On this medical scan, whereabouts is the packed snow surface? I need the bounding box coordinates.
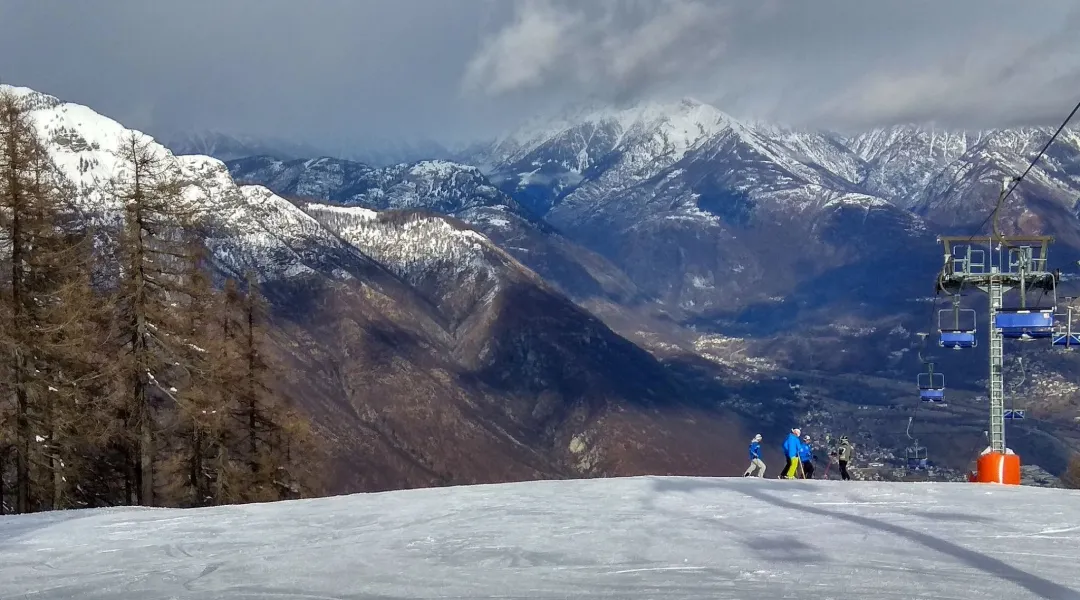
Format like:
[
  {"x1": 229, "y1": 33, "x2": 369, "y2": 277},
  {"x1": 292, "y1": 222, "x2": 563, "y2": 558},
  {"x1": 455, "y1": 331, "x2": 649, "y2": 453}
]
[{"x1": 1, "y1": 476, "x2": 1079, "y2": 599}]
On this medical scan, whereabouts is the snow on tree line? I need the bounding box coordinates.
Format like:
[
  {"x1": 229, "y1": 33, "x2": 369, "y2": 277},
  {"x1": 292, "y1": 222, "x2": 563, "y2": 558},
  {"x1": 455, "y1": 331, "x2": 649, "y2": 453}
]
[{"x1": 0, "y1": 90, "x2": 323, "y2": 514}]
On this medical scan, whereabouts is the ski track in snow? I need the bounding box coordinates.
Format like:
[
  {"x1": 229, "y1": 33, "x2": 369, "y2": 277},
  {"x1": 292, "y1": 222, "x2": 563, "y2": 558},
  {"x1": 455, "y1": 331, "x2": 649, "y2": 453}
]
[{"x1": 0, "y1": 476, "x2": 1078, "y2": 599}]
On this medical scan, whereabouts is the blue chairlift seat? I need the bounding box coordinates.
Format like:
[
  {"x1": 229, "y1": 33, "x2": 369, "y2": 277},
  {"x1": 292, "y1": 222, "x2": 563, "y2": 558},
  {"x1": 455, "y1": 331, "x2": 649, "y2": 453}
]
[
  {"x1": 940, "y1": 330, "x2": 977, "y2": 349},
  {"x1": 907, "y1": 456, "x2": 929, "y2": 470},
  {"x1": 905, "y1": 444, "x2": 928, "y2": 470},
  {"x1": 1004, "y1": 409, "x2": 1026, "y2": 420},
  {"x1": 919, "y1": 388, "x2": 945, "y2": 403},
  {"x1": 918, "y1": 371, "x2": 946, "y2": 405},
  {"x1": 995, "y1": 309, "x2": 1054, "y2": 340}
]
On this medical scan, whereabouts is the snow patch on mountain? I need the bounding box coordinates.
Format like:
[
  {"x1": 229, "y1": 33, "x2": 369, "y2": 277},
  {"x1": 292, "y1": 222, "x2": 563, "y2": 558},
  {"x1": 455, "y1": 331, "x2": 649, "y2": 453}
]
[
  {"x1": 302, "y1": 202, "x2": 378, "y2": 221},
  {"x1": 303, "y1": 203, "x2": 506, "y2": 290},
  {"x1": 1, "y1": 83, "x2": 381, "y2": 284}
]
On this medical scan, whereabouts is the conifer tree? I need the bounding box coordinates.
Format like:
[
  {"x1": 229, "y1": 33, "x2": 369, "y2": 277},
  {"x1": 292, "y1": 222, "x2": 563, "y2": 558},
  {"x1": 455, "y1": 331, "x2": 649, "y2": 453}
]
[
  {"x1": 0, "y1": 90, "x2": 104, "y2": 512},
  {"x1": 0, "y1": 93, "x2": 326, "y2": 512},
  {"x1": 106, "y1": 130, "x2": 199, "y2": 506},
  {"x1": 224, "y1": 272, "x2": 322, "y2": 501}
]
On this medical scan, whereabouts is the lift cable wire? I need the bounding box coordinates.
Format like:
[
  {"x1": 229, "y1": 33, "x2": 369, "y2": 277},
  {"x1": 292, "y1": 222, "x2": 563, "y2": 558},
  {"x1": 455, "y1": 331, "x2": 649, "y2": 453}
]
[
  {"x1": 993, "y1": 96, "x2": 1080, "y2": 245},
  {"x1": 933, "y1": 94, "x2": 1080, "y2": 288},
  {"x1": 922, "y1": 94, "x2": 1080, "y2": 408},
  {"x1": 920, "y1": 97, "x2": 1080, "y2": 469}
]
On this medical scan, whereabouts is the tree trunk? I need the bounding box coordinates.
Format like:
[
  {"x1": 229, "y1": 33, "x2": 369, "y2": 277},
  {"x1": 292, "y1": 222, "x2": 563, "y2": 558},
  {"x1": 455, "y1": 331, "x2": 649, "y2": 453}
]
[
  {"x1": 0, "y1": 446, "x2": 7, "y2": 514},
  {"x1": 15, "y1": 349, "x2": 30, "y2": 513},
  {"x1": 124, "y1": 450, "x2": 136, "y2": 505},
  {"x1": 247, "y1": 306, "x2": 258, "y2": 475},
  {"x1": 131, "y1": 163, "x2": 154, "y2": 507},
  {"x1": 46, "y1": 392, "x2": 62, "y2": 510},
  {"x1": 191, "y1": 428, "x2": 203, "y2": 506},
  {"x1": 138, "y1": 393, "x2": 153, "y2": 506}
]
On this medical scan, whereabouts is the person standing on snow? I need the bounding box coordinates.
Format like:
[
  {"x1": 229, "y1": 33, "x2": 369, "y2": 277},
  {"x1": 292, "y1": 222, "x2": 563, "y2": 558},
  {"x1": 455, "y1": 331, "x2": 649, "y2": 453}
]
[
  {"x1": 799, "y1": 434, "x2": 815, "y2": 479},
  {"x1": 780, "y1": 428, "x2": 801, "y2": 479},
  {"x1": 834, "y1": 435, "x2": 853, "y2": 480},
  {"x1": 743, "y1": 434, "x2": 766, "y2": 477}
]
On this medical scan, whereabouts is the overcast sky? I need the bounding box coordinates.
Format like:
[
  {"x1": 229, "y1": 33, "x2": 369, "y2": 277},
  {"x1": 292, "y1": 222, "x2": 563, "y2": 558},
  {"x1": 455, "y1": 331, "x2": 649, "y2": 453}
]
[{"x1": 1, "y1": 0, "x2": 1078, "y2": 150}]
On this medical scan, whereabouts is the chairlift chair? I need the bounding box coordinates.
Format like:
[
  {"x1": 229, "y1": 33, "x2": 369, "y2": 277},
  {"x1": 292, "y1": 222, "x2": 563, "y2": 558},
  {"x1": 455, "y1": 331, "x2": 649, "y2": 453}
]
[
  {"x1": 917, "y1": 369, "x2": 946, "y2": 405},
  {"x1": 904, "y1": 417, "x2": 929, "y2": 469},
  {"x1": 1052, "y1": 302, "x2": 1080, "y2": 348},
  {"x1": 1002, "y1": 358, "x2": 1028, "y2": 420},
  {"x1": 938, "y1": 303, "x2": 977, "y2": 350},
  {"x1": 906, "y1": 450, "x2": 929, "y2": 469},
  {"x1": 995, "y1": 308, "x2": 1055, "y2": 340},
  {"x1": 995, "y1": 248, "x2": 1060, "y2": 340},
  {"x1": 905, "y1": 443, "x2": 928, "y2": 469}
]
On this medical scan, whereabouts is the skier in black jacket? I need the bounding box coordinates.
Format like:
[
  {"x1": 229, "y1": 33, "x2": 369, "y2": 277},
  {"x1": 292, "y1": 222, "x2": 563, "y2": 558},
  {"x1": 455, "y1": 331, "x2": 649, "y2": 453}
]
[{"x1": 834, "y1": 435, "x2": 853, "y2": 480}]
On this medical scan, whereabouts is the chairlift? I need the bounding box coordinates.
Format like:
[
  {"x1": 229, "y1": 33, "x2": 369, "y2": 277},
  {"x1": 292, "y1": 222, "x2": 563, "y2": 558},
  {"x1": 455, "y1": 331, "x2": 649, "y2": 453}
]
[
  {"x1": 995, "y1": 309, "x2": 1055, "y2": 340},
  {"x1": 904, "y1": 417, "x2": 929, "y2": 469},
  {"x1": 1005, "y1": 357, "x2": 1027, "y2": 420},
  {"x1": 1052, "y1": 300, "x2": 1080, "y2": 348},
  {"x1": 906, "y1": 447, "x2": 929, "y2": 469},
  {"x1": 917, "y1": 365, "x2": 946, "y2": 405},
  {"x1": 994, "y1": 245, "x2": 1059, "y2": 340},
  {"x1": 938, "y1": 298, "x2": 977, "y2": 350}
]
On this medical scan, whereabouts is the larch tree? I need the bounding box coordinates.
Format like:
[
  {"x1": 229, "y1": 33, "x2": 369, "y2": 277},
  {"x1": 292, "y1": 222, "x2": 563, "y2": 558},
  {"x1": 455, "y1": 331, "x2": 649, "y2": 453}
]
[
  {"x1": 106, "y1": 130, "x2": 201, "y2": 506},
  {"x1": 0, "y1": 90, "x2": 104, "y2": 513},
  {"x1": 225, "y1": 272, "x2": 322, "y2": 502},
  {"x1": 161, "y1": 233, "x2": 240, "y2": 507}
]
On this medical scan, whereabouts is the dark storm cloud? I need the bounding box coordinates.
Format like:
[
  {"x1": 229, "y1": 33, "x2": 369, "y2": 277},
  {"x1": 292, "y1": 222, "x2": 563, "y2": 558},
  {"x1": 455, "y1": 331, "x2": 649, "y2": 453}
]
[{"x1": 1, "y1": 0, "x2": 1077, "y2": 148}]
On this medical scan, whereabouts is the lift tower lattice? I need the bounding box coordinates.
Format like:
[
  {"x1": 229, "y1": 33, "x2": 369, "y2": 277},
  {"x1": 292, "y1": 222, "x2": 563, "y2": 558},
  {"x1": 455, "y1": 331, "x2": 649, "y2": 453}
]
[{"x1": 934, "y1": 184, "x2": 1056, "y2": 467}]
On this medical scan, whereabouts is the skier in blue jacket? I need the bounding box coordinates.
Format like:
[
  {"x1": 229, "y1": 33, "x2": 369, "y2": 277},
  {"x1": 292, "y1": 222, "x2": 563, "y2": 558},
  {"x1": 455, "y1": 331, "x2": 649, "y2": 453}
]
[
  {"x1": 780, "y1": 428, "x2": 801, "y2": 479},
  {"x1": 799, "y1": 434, "x2": 816, "y2": 478},
  {"x1": 743, "y1": 434, "x2": 765, "y2": 477}
]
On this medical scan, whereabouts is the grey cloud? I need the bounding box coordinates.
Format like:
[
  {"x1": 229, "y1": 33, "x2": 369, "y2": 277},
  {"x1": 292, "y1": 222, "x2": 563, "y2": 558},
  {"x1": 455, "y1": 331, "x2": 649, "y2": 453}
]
[
  {"x1": 459, "y1": 0, "x2": 746, "y2": 104},
  {"x1": 462, "y1": 0, "x2": 1080, "y2": 132},
  {"x1": 1, "y1": 0, "x2": 1078, "y2": 152}
]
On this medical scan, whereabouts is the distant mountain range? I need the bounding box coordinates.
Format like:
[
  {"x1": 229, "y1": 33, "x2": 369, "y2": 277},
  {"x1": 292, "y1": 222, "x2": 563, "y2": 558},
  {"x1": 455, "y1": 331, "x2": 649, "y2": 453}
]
[
  {"x1": 228, "y1": 96, "x2": 1080, "y2": 479},
  {"x1": 11, "y1": 81, "x2": 1076, "y2": 489},
  {"x1": 7, "y1": 84, "x2": 769, "y2": 494}
]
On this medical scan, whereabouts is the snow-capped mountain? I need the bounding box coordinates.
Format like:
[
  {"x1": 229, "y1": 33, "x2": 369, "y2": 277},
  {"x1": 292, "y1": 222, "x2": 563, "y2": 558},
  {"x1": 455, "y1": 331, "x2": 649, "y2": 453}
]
[
  {"x1": 228, "y1": 155, "x2": 644, "y2": 304},
  {"x1": 23, "y1": 80, "x2": 1076, "y2": 483},
  {"x1": 459, "y1": 97, "x2": 1080, "y2": 310},
  {"x1": 224, "y1": 97, "x2": 1080, "y2": 468},
  {"x1": 457, "y1": 97, "x2": 1080, "y2": 470},
  {"x1": 470, "y1": 98, "x2": 1080, "y2": 231},
  {"x1": 3, "y1": 83, "x2": 757, "y2": 493},
  {"x1": 229, "y1": 156, "x2": 532, "y2": 218}
]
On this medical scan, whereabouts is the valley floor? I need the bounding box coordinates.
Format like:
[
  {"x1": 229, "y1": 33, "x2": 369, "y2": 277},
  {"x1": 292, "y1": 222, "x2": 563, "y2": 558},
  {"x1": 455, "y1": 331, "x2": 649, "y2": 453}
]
[{"x1": 1, "y1": 477, "x2": 1079, "y2": 599}]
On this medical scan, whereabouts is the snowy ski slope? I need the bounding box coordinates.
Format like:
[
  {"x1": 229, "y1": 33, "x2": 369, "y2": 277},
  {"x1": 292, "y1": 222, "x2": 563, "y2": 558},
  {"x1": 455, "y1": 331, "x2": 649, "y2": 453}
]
[{"x1": 1, "y1": 476, "x2": 1078, "y2": 599}]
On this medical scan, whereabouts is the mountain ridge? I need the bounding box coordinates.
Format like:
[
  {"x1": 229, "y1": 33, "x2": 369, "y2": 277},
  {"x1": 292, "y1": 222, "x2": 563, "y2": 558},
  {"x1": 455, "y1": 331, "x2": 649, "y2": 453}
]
[
  {"x1": 4, "y1": 82, "x2": 762, "y2": 495},
  {"x1": 228, "y1": 92, "x2": 1080, "y2": 479}
]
